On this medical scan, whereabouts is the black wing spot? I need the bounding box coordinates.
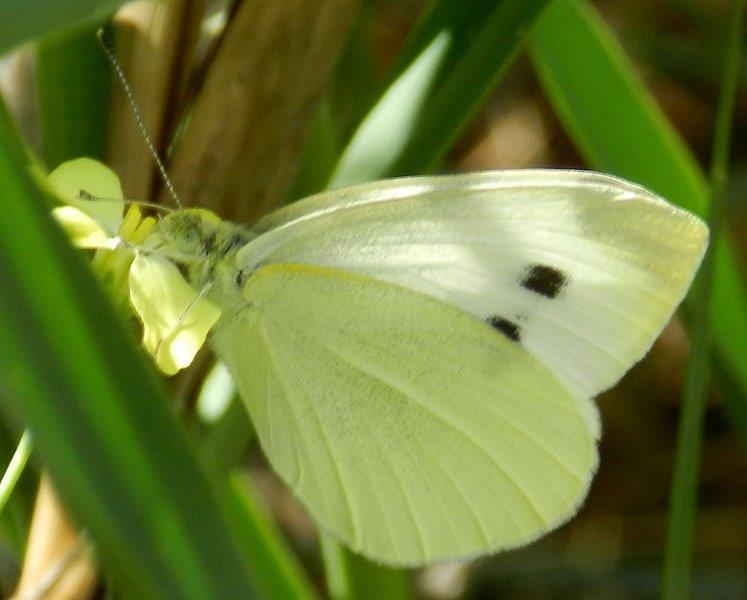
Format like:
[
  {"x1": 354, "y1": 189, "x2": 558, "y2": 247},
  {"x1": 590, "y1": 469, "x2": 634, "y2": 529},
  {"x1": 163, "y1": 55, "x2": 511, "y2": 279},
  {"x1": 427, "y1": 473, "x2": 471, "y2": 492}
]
[
  {"x1": 521, "y1": 264, "x2": 567, "y2": 299},
  {"x1": 487, "y1": 315, "x2": 521, "y2": 342},
  {"x1": 235, "y1": 269, "x2": 246, "y2": 288}
]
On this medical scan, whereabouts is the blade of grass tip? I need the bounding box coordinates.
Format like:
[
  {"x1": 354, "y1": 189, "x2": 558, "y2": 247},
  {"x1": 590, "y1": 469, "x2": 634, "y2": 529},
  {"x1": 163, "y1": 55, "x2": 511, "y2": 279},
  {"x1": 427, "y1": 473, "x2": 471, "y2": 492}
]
[
  {"x1": 661, "y1": 1, "x2": 745, "y2": 598},
  {"x1": 530, "y1": 0, "x2": 747, "y2": 420},
  {"x1": 0, "y1": 431, "x2": 32, "y2": 516},
  {"x1": 0, "y1": 1, "x2": 127, "y2": 55},
  {"x1": 0, "y1": 98, "x2": 259, "y2": 598}
]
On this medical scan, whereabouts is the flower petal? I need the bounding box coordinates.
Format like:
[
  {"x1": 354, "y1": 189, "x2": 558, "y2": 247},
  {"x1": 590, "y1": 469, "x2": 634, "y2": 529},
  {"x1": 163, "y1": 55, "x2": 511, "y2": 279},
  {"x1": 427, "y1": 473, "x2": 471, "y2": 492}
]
[
  {"x1": 52, "y1": 206, "x2": 118, "y2": 249},
  {"x1": 48, "y1": 158, "x2": 125, "y2": 236},
  {"x1": 129, "y1": 254, "x2": 221, "y2": 375}
]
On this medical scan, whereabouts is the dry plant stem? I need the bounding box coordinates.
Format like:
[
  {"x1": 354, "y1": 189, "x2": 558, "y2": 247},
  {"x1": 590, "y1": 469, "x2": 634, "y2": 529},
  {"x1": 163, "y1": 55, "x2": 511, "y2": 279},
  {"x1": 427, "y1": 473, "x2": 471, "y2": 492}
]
[
  {"x1": 108, "y1": 0, "x2": 204, "y2": 202},
  {"x1": 13, "y1": 476, "x2": 97, "y2": 600},
  {"x1": 166, "y1": 0, "x2": 359, "y2": 222}
]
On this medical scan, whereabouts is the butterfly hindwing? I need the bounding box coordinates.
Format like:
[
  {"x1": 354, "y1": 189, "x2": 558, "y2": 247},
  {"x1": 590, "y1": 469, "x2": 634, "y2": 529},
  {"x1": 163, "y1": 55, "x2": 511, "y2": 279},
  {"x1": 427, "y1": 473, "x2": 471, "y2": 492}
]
[{"x1": 211, "y1": 263, "x2": 599, "y2": 565}]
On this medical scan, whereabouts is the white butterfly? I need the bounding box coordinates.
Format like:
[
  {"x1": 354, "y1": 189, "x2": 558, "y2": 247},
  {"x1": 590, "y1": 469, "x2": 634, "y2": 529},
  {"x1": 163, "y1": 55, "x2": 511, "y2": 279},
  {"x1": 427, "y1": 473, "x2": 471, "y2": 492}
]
[
  {"x1": 54, "y1": 161, "x2": 708, "y2": 565},
  {"x1": 154, "y1": 169, "x2": 707, "y2": 564}
]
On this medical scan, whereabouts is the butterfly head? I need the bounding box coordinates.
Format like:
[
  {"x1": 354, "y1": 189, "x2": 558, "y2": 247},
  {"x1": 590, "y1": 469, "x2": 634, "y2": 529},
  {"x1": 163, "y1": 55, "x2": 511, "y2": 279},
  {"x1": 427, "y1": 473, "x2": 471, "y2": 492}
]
[
  {"x1": 153, "y1": 207, "x2": 256, "y2": 295},
  {"x1": 156, "y1": 208, "x2": 224, "y2": 258}
]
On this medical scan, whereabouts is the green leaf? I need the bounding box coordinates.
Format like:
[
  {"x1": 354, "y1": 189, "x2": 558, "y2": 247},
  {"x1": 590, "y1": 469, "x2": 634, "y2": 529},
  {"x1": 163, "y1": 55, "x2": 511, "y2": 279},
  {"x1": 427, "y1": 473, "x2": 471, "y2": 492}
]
[
  {"x1": 36, "y1": 25, "x2": 110, "y2": 167},
  {"x1": 329, "y1": 0, "x2": 552, "y2": 186},
  {"x1": 530, "y1": 0, "x2": 747, "y2": 403},
  {"x1": 0, "y1": 0, "x2": 125, "y2": 55},
  {"x1": 0, "y1": 98, "x2": 258, "y2": 598}
]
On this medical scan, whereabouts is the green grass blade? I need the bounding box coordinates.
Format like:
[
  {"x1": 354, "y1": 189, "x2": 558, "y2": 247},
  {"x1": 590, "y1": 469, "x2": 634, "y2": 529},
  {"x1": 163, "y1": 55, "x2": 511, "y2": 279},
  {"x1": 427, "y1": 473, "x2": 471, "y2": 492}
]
[
  {"x1": 0, "y1": 431, "x2": 32, "y2": 517},
  {"x1": 531, "y1": 0, "x2": 707, "y2": 204},
  {"x1": 0, "y1": 426, "x2": 35, "y2": 559},
  {"x1": 36, "y1": 25, "x2": 109, "y2": 167},
  {"x1": 330, "y1": 0, "x2": 551, "y2": 186},
  {"x1": 320, "y1": 535, "x2": 349, "y2": 600},
  {"x1": 662, "y1": 1, "x2": 745, "y2": 597},
  {"x1": 289, "y1": 96, "x2": 339, "y2": 201},
  {"x1": 0, "y1": 99, "x2": 258, "y2": 598},
  {"x1": 0, "y1": 426, "x2": 34, "y2": 559},
  {"x1": 321, "y1": 535, "x2": 412, "y2": 600},
  {"x1": 0, "y1": 0, "x2": 125, "y2": 55},
  {"x1": 530, "y1": 0, "x2": 747, "y2": 403},
  {"x1": 715, "y1": 356, "x2": 747, "y2": 452},
  {"x1": 226, "y1": 474, "x2": 319, "y2": 600}
]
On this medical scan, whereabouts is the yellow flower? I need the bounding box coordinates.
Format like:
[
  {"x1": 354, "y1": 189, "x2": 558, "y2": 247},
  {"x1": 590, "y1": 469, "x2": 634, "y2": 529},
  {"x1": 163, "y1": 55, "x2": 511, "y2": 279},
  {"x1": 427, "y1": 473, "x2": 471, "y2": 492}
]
[
  {"x1": 49, "y1": 158, "x2": 220, "y2": 375},
  {"x1": 49, "y1": 157, "x2": 128, "y2": 247},
  {"x1": 129, "y1": 254, "x2": 221, "y2": 375}
]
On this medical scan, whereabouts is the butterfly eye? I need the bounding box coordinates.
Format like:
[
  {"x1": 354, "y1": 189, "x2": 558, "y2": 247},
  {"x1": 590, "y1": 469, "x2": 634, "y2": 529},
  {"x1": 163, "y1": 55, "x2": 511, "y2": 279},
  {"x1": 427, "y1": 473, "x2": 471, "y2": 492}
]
[
  {"x1": 157, "y1": 213, "x2": 205, "y2": 256},
  {"x1": 179, "y1": 226, "x2": 200, "y2": 248}
]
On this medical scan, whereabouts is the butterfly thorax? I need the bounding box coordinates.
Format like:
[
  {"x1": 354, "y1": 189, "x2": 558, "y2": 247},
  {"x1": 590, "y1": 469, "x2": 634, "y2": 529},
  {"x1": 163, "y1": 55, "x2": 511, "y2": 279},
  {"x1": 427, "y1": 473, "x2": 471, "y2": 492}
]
[{"x1": 153, "y1": 208, "x2": 256, "y2": 303}]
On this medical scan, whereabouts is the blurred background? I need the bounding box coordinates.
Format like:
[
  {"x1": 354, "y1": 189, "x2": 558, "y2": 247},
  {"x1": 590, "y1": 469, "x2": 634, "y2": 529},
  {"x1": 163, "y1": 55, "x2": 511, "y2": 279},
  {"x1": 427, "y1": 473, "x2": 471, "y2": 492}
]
[{"x1": 0, "y1": 0, "x2": 745, "y2": 598}]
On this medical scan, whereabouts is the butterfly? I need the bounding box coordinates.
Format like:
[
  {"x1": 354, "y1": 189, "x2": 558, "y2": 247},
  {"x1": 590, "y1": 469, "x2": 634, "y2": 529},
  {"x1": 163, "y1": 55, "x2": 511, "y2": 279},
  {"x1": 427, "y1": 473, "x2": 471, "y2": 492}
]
[{"x1": 51, "y1": 157, "x2": 707, "y2": 565}]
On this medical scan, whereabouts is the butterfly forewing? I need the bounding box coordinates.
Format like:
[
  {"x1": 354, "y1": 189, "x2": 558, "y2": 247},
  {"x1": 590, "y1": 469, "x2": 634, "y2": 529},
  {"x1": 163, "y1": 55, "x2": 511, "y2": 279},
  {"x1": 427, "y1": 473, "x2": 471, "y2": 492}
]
[{"x1": 239, "y1": 171, "x2": 708, "y2": 400}]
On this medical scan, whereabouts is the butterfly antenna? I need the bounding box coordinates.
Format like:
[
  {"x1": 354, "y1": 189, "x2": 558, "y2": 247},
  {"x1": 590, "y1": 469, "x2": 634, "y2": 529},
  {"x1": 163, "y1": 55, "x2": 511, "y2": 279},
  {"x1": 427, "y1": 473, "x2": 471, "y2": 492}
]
[
  {"x1": 76, "y1": 189, "x2": 174, "y2": 213},
  {"x1": 96, "y1": 28, "x2": 183, "y2": 209}
]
